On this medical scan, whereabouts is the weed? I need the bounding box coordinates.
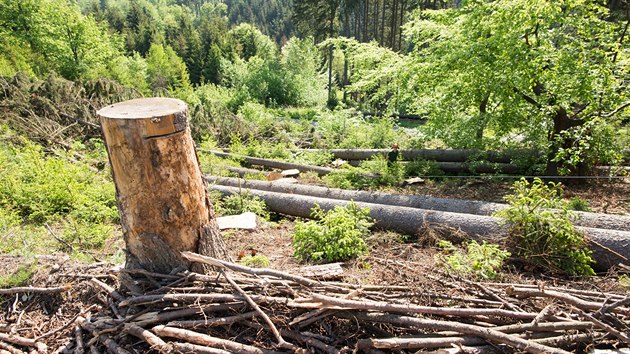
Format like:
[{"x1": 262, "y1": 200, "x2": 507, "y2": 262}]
[
  {"x1": 436, "y1": 240, "x2": 510, "y2": 280},
  {"x1": 220, "y1": 193, "x2": 270, "y2": 220},
  {"x1": 239, "y1": 255, "x2": 270, "y2": 268},
  {"x1": 404, "y1": 159, "x2": 444, "y2": 178},
  {"x1": 0, "y1": 262, "x2": 36, "y2": 288},
  {"x1": 495, "y1": 178, "x2": 595, "y2": 276},
  {"x1": 567, "y1": 196, "x2": 591, "y2": 212},
  {"x1": 293, "y1": 202, "x2": 373, "y2": 262}
]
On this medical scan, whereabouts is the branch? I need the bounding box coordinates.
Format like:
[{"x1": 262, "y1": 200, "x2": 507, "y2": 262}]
[{"x1": 601, "y1": 101, "x2": 630, "y2": 118}]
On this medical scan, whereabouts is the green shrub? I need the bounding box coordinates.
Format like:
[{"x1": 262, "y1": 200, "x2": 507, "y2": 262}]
[
  {"x1": 239, "y1": 255, "x2": 270, "y2": 268},
  {"x1": 567, "y1": 196, "x2": 591, "y2": 212},
  {"x1": 220, "y1": 193, "x2": 270, "y2": 220},
  {"x1": 495, "y1": 178, "x2": 595, "y2": 276},
  {"x1": 404, "y1": 159, "x2": 445, "y2": 178},
  {"x1": 293, "y1": 202, "x2": 373, "y2": 262},
  {"x1": 0, "y1": 137, "x2": 117, "y2": 225},
  {"x1": 436, "y1": 240, "x2": 510, "y2": 280},
  {"x1": 0, "y1": 262, "x2": 36, "y2": 288}
]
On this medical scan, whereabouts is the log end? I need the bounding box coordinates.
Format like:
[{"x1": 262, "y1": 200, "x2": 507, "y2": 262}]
[{"x1": 97, "y1": 97, "x2": 187, "y2": 120}]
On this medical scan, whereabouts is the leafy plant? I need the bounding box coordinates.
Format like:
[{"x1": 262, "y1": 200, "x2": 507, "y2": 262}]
[
  {"x1": 436, "y1": 240, "x2": 510, "y2": 280},
  {"x1": 239, "y1": 255, "x2": 270, "y2": 268},
  {"x1": 495, "y1": 178, "x2": 595, "y2": 276},
  {"x1": 567, "y1": 196, "x2": 591, "y2": 212},
  {"x1": 220, "y1": 193, "x2": 270, "y2": 220},
  {"x1": 404, "y1": 159, "x2": 445, "y2": 178},
  {"x1": 293, "y1": 202, "x2": 373, "y2": 262},
  {"x1": 0, "y1": 262, "x2": 36, "y2": 288}
]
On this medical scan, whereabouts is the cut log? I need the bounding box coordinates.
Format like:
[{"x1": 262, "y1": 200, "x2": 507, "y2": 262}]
[
  {"x1": 210, "y1": 184, "x2": 630, "y2": 271},
  {"x1": 347, "y1": 160, "x2": 531, "y2": 174},
  {"x1": 201, "y1": 150, "x2": 334, "y2": 175},
  {"x1": 207, "y1": 176, "x2": 630, "y2": 232},
  {"x1": 98, "y1": 98, "x2": 228, "y2": 273},
  {"x1": 298, "y1": 148, "x2": 544, "y2": 163}
]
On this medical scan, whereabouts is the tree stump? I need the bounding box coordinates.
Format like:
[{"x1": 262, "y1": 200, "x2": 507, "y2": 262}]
[{"x1": 98, "y1": 97, "x2": 228, "y2": 273}]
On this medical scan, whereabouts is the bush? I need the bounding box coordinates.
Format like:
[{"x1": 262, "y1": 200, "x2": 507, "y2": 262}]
[
  {"x1": 293, "y1": 202, "x2": 373, "y2": 262},
  {"x1": 436, "y1": 240, "x2": 510, "y2": 280},
  {"x1": 219, "y1": 193, "x2": 270, "y2": 220},
  {"x1": 239, "y1": 255, "x2": 270, "y2": 268},
  {"x1": 495, "y1": 178, "x2": 595, "y2": 276},
  {"x1": 567, "y1": 196, "x2": 591, "y2": 212}
]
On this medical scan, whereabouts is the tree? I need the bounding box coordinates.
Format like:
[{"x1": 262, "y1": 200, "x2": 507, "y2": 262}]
[
  {"x1": 352, "y1": 0, "x2": 629, "y2": 174},
  {"x1": 146, "y1": 43, "x2": 191, "y2": 93}
]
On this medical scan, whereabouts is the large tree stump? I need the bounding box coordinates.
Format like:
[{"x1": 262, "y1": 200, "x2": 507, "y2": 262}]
[{"x1": 98, "y1": 97, "x2": 228, "y2": 273}]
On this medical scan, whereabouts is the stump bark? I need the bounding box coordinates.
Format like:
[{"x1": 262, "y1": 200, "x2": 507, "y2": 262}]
[{"x1": 98, "y1": 97, "x2": 228, "y2": 273}]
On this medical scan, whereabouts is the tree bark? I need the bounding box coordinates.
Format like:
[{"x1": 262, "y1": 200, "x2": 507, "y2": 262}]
[
  {"x1": 208, "y1": 176, "x2": 630, "y2": 232},
  {"x1": 98, "y1": 97, "x2": 228, "y2": 273},
  {"x1": 210, "y1": 184, "x2": 630, "y2": 271}
]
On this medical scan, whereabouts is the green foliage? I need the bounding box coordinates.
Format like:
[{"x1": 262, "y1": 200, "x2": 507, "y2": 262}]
[
  {"x1": 567, "y1": 196, "x2": 592, "y2": 212},
  {"x1": 436, "y1": 240, "x2": 510, "y2": 280},
  {"x1": 620, "y1": 275, "x2": 630, "y2": 291},
  {"x1": 495, "y1": 178, "x2": 595, "y2": 276},
  {"x1": 404, "y1": 159, "x2": 445, "y2": 178},
  {"x1": 0, "y1": 262, "x2": 36, "y2": 288},
  {"x1": 239, "y1": 254, "x2": 270, "y2": 268},
  {"x1": 219, "y1": 193, "x2": 270, "y2": 220},
  {"x1": 146, "y1": 43, "x2": 191, "y2": 93},
  {"x1": 293, "y1": 202, "x2": 373, "y2": 262}
]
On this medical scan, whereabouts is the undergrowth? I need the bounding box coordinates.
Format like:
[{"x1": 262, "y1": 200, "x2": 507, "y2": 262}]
[
  {"x1": 495, "y1": 178, "x2": 594, "y2": 276},
  {"x1": 293, "y1": 202, "x2": 373, "y2": 262},
  {"x1": 436, "y1": 240, "x2": 510, "y2": 280},
  {"x1": 0, "y1": 127, "x2": 119, "y2": 257}
]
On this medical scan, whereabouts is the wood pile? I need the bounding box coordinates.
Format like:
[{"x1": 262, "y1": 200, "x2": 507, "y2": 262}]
[{"x1": 1, "y1": 252, "x2": 629, "y2": 354}]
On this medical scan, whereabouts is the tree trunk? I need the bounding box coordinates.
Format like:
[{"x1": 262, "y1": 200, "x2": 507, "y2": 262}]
[
  {"x1": 98, "y1": 97, "x2": 228, "y2": 273},
  {"x1": 546, "y1": 107, "x2": 585, "y2": 176},
  {"x1": 210, "y1": 184, "x2": 630, "y2": 271},
  {"x1": 380, "y1": 0, "x2": 386, "y2": 45},
  {"x1": 209, "y1": 176, "x2": 630, "y2": 232}
]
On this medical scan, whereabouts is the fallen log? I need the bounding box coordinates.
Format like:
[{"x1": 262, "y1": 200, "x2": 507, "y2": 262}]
[
  {"x1": 297, "y1": 148, "x2": 542, "y2": 163},
  {"x1": 210, "y1": 184, "x2": 630, "y2": 271},
  {"x1": 207, "y1": 176, "x2": 630, "y2": 232},
  {"x1": 200, "y1": 150, "x2": 334, "y2": 176}
]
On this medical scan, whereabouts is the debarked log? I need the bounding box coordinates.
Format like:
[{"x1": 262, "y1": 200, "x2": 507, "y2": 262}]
[
  {"x1": 209, "y1": 184, "x2": 630, "y2": 271},
  {"x1": 207, "y1": 176, "x2": 630, "y2": 232},
  {"x1": 297, "y1": 148, "x2": 543, "y2": 163},
  {"x1": 200, "y1": 150, "x2": 334, "y2": 176}
]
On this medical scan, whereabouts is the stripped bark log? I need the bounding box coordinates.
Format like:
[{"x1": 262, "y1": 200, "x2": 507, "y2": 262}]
[
  {"x1": 207, "y1": 176, "x2": 630, "y2": 232},
  {"x1": 201, "y1": 150, "x2": 334, "y2": 176},
  {"x1": 209, "y1": 184, "x2": 630, "y2": 270},
  {"x1": 295, "y1": 148, "x2": 542, "y2": 163}
]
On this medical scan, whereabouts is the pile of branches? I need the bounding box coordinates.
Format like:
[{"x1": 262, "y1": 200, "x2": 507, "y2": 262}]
[
  {"x1": 1, "y1": 252, "x2": 629, "y2": 354},
  {"x1": 0, "y1": 73, "x2": 139, "y2": 145}
]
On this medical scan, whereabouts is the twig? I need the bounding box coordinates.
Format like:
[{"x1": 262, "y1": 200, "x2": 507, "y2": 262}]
[
  {"x1": 572, "y1": 307, "x2": 630, "y2": 345},
  {"x1": 220, "y1": 270, "x2": 299, "y2": 351},
  {"x1": 74, "y1": 317, "x2": 85, "y2": 354},
  {"x1": 506, "y1": 286, "x2": 629, "y2": 314},
  {"x1": 44, "y1": 224, "x2": 73, "y2": 252},
  {"x1": 309, "y1": 293, "x2": 538, "y2": 320},
  {"x1": 89, "y1": 278, "x2": 124, "y2": 302},
  {"x1": 130, "y1": 303, "x2": 246, "y2": 328},
  {"x1": 170, "y1": 342, "x2": 231, "y2": 354},
  {"x1": 530, "y1": 304, "x2": 555, "y2": 326},
  {"x1": 123, "y1": 324, "x2": 172, "y2": 353},
  {"x1": 35, "y1": 305, "x2": 97, "y2": 340},
  {"x1": 182, "y1": 251, "x2": 333, "y2": 288},
  {"x1": 281, "y1": 330, "x2": 340, "y2": 354},
  {"x1": 0, "y1": 333, "x2": 47, "y2": 353},
  {"x1": 0, "y1": 286, "x2": 70, "y2": 295},
  {"x1": 0, "y1": 341, "x2": 25, "y2": 354},
  {"x1": 152, "y1": 326, "x2": 275, "y2": 354},
  {"x1": 166, "y1": 311, "x2": 257, "y2": 328},
  {"x1": 598, "y1": 296, "x2": 630, "y2": 315},
  {"x1": 346, "y1": 312, "x2": 571, "y2": 354}
]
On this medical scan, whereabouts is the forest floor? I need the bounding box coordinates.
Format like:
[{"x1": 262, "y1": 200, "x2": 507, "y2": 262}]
[{"x1": 0, "y1": 178, "x2": 628, "y2": 352}]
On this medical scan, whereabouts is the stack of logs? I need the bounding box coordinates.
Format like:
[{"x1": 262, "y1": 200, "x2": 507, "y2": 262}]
[{"x1": 1, "y1": 252, "x2": 629, "y2": 354}]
